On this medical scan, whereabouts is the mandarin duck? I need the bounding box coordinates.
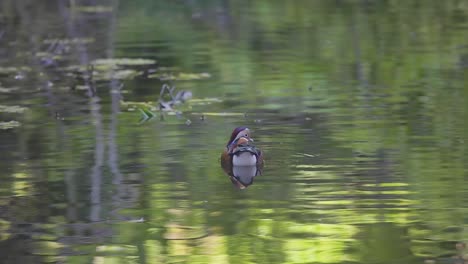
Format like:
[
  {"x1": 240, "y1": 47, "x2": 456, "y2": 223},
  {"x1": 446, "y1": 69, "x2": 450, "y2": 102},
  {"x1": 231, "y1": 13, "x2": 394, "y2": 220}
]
[{"x1": 221, "y1": 127, "x2": 264, "y2": 167}]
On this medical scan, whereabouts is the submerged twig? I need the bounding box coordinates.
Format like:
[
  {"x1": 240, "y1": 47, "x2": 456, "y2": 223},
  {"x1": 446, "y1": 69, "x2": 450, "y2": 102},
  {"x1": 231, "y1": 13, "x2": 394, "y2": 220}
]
[
  {"x1": 138, "y1": 83, "x2": 192, "y2": 123},
  {"x1": 158, "y1": 83, "x2": 192, "y2": 111}
]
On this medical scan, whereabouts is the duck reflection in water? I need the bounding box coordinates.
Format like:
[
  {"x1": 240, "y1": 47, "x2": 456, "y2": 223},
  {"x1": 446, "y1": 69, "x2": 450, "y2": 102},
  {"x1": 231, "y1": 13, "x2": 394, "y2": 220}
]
[
  {"x1": 224, "y1": 164, "x2": 262, "y2": 189},
  {"x1": 221, "y1": 127, "x2": 264, "y2": 188}
]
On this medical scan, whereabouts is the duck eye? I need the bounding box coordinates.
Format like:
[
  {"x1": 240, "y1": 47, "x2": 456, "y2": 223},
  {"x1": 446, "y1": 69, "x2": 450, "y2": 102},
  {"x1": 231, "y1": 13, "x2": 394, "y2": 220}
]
[{"x1": 244, "y1": 134, "x2": 248, "y2": 137}]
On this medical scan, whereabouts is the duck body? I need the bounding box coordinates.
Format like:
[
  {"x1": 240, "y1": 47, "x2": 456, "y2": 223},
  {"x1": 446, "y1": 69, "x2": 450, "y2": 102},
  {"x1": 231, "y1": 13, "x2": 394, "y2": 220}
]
[
  {"x1": 233, "y1": 151, "x2": 258, "y2": 166},
  {"x1": 221, "y1": 127, "x2": 263, "y2": 167},
  {"x1": 231, "y1": 142, "x2": 261, "y2": 166}
]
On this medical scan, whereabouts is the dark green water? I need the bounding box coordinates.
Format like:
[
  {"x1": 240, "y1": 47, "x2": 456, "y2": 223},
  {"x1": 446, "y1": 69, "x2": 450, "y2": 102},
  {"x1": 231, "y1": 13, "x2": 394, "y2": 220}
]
[{"x1": 1, "y1": 1, "x2": 468, "y2": 263}]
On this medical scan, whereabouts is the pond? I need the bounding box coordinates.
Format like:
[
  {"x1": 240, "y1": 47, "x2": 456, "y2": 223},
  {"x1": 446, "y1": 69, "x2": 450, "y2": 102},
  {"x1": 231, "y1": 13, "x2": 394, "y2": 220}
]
[{"x1": 1, "y1": 1, "x2": 468, "y2": 263}]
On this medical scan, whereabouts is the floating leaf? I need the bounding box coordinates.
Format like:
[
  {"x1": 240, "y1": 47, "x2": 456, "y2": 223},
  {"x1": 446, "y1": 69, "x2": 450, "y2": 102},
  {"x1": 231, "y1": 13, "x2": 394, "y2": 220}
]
[
  {"x1": 92, "y1": 58, "x2": 156, "y2": 66},
  {"x1": 0, "y1": 105, "x2": 28, "y2": 113},
  {"x1": 0, "y1": 66, "x2": 31, "y2": 74},
  {"x1": 179, "y1": 72, "x2": 210, "y2": 80},
  {"x1": 190, "y1": 112, "x2": 245, "y2": 116},
  {"x1": 120, "y1": 101, "x2": 155, "y2": 112},
  {"x1": 73, "y1": 5, "x2": 113, "y2": 13},
  {"x1": 189, "y1": 97, "x2": 222, "y2": 105},
  {"x1": 93, "y1": 69, "x2": 139, "y2": 80},
  {"x1": 149, "y1": 72, "x2": 211, "y2": 81},
  {"x1": 74, "y1": 85, "x2": 91, "y2": 91},
  {"x1": 0, "y1": 121, "x2": 21, "y2": 130},
  {"x1": 35, "y1": 52, "x2": 62, "y2": 60},
  {"x1": 63, "y1": 65, "x2": 87, "y2": 72},
  {"x1": 0, "y1": 87, "x2": 19, "y2": 93},
  {"x1": 43, "y1": 38, "x2": 95, "y2": 45}
]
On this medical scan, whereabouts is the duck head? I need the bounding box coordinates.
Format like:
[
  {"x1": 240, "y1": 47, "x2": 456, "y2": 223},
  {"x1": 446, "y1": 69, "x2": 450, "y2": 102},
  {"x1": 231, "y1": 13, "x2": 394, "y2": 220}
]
[
  {"x1": 226, "y1": 126, "x2": 252, "y2": 149},
  {"x1": 221, "y1": 126, "x2": 263, "y2": 167}
]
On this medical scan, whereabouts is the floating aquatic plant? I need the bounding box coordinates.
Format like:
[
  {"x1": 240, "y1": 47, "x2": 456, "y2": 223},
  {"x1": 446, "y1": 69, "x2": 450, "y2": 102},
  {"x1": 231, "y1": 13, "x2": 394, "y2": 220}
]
[
  {"x1": 0, "y1": 87, "x2": 19, "y2": 93},
  {"x1": 93, "y1": 69, "x2": 139, "y2": 81},
  {"x1": 0, "y1": 121, "x2": 21, "y2": 130},
  {"x1": 189, "y1": 98, "x2": 223, "y2": 105},
  {"x1": 0, "y1": 105, "x2": 28, "y2": 113},
  {"x1": 43, "y1": 37, "x2": 95, "y2": 45},
  {"x1": 72, "y1": 5, "x2": 113, "y2": 13},
  {"x1": 0, "y1": 66, "x2": 31, "y2": 75},
  {"x1": 120, "y1": 101, "x2": 155, "y2": 112},
  {"x1": 92, "y1": 58, "x2": 156, "y2": 67},
  {"x1": 149, "y1": 72, "x2": 211, "y2": 81},
  {"x1": 65, "y1": 58, "x2": 157, "y2": 82},
  {"x1": 73, "y1": 85, "x2": 91, "y2": 91},
  {"x1": 190, "y1": 112, "x2": 244, "y2": 117}
]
